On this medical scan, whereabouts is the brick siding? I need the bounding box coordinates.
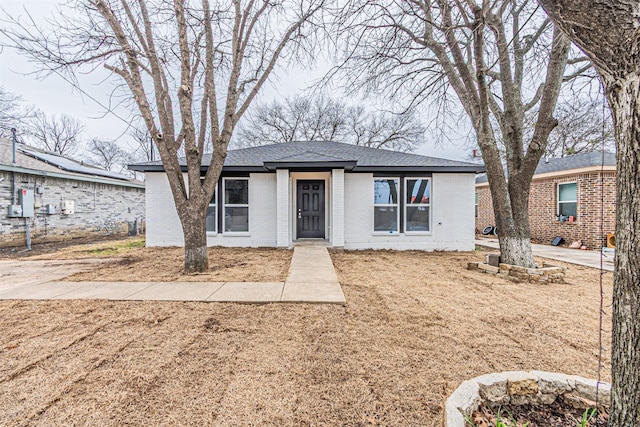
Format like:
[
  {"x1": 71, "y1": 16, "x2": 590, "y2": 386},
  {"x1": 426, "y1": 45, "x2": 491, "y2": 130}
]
[{"x1": 475, "y1": 171, "x2": 616, "y2": 249}]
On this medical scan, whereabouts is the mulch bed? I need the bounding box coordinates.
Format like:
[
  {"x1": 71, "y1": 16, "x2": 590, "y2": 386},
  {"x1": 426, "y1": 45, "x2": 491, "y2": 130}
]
[{"x1": 469, "y1": 401, "x2": 608, "y2": 427}]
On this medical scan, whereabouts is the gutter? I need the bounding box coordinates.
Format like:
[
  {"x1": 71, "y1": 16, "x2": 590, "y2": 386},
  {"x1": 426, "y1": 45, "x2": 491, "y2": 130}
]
[{"x1": 0, "y1": 164, "x2": 145, "y2": 189}]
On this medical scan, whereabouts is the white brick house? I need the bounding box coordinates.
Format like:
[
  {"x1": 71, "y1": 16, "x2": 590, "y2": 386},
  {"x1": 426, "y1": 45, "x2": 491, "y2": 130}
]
[{"x1": 131, "y1": 141, "x2": 484, "y2": 251}]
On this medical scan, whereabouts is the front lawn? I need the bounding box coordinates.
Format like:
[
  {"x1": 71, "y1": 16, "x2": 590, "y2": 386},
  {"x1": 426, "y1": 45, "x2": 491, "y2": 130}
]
[{"x1": 0, "y1": 247, "x2": 611, "y2": 426}]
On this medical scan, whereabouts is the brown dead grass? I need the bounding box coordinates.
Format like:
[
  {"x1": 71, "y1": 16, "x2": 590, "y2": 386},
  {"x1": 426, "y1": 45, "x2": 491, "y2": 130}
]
[
  {"x1": 0, "y1": 248, "x2": 612, "y2": 426},
  {"x1": 65, "y1": 245, "x2": 293, "y2": 282}
]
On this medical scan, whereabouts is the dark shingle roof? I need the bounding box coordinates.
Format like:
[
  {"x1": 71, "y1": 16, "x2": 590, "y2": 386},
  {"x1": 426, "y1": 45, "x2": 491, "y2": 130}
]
[
  {"x1": 130, "y1": 141, "x2": 485, "y2": 173},
  {"x1": 475, "y1": 151, "x2": 616, "y2": 184}
]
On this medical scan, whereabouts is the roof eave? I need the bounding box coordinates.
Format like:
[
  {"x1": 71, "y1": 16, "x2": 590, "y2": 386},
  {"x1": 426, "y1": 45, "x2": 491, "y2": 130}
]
[
  {"x1": 353, "y1": 165, "x2": 486, "y2": 173},
  {"x1": 263, "y1": 160, "x2": 357, "y2": 171}
]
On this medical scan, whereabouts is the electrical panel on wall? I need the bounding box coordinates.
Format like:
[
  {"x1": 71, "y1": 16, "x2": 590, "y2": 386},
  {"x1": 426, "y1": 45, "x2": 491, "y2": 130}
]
[
  {"x1": 19, "y1": 189, "x2": 35, "y2": 217},
  {"x1": 62, "y1": 200, "x2": 75, "y2": 215},
  {"x1": 46, "y1": 204, "x2": 58, "y2": 215}
]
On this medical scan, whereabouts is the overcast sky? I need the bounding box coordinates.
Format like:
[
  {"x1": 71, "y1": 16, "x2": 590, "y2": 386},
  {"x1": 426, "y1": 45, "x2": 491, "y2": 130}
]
[{"x1": 0, "y1": 1, "x2": 471, "y2": 161}]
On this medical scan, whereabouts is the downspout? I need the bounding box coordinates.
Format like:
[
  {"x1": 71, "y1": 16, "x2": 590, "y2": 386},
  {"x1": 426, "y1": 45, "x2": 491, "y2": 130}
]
[{"x1": 11, "y1": 128, "x2": 17, "y2": 205}]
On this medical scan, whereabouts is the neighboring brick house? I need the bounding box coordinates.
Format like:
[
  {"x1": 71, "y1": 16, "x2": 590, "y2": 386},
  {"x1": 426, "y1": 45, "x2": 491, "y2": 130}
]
[
  {"x1": 475, "y1": 151, "x2": 616, "y2": 249},
  {"x1": 0, "y1": 138, "x2": 145, "y2": 248}
]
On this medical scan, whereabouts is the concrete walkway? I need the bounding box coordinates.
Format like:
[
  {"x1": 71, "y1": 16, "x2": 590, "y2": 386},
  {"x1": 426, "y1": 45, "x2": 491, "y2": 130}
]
[
  {"x1": 0, "y1": 246, "x2": 346, "y2": 304},
  {"x1": 475, "y1": 237, "x2": 615, "y2": 272}
]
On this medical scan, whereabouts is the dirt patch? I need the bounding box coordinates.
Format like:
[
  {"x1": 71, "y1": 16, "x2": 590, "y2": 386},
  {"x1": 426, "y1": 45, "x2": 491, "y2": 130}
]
[
  {"x1": 67, "y1": 246, "x2": 293, "y2": 282},
  {"x1": 470, "y1": 401, "x2": 608, "y2": 426},
  {"x1": 0, "y1": 248, "x2": 612, "y2": 426}
]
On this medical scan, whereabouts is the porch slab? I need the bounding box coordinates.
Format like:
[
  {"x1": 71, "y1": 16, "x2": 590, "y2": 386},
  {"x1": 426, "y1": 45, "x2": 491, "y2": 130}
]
[{"x1": 208, "y1": 282, "x2": 285, "y2": 303}]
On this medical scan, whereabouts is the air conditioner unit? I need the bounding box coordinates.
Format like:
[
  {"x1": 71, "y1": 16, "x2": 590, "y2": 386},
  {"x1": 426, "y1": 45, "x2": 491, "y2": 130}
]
[{"x1": 62, "y1": 200, "x2": 75, "y2": 215}]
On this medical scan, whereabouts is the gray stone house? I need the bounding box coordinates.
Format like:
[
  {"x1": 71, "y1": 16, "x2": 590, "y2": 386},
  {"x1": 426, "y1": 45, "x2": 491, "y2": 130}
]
[{"x1": 0, "y1": 138, "x2": 145, "y2": 248}]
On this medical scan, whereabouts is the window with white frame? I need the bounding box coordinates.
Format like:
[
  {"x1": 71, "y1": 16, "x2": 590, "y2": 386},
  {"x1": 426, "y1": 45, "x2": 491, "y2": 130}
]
[
  {"x1": 405, "y1": 178, "x2": 431, "y2": 232},
  {"x1": 224, "y1": 178, "x2": 249, "y2": 232},
  {"x1": 558, "y1": 182, "x2": 577, "y2": 219},
  {"x1": 206, "y1": 188, "x2": 217, "y2": 233},
  {"x1": 373, "y1": 178, "x2": 399, "y2": 233}
]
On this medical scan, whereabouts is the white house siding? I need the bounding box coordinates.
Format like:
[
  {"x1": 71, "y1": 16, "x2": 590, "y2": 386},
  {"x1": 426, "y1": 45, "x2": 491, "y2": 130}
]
[
  {"x1": 145, "y1": 172, "x2": 184, "y2": 246},
  {"x1": 276, "y1": 169, "x2": 290, "y2": 247},
  {"x1": 146, "y1": 172, "x2": 277, "y2": 247},
  {"x1": 343, "y1": 172, "x2": 475, "y2": 251},
  {"x1": 331, "y1": 169, "x2": 345, "y2": 246}
]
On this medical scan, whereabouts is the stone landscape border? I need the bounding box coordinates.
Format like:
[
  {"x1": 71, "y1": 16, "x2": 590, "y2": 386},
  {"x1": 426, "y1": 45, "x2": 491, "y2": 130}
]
[
  {"x1": 467, "y1": 260, "x2": 565, "y2": 283},
  {"x1": 444, "y1": 371, "x2": 611, "y2": 426}
]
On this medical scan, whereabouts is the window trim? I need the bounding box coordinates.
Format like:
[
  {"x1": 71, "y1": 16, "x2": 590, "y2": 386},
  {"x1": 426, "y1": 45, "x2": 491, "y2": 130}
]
[
  {"x1": 206, "y1": 187, "x2": 217, "y2": 234},
  {"x1": 404, "y1": 177, "x2": 432, "y2": 234},
  {"x1": 373, "y1": 177, "x2": 400, "y2": 234},
  {"x1": 557, "y1": 181, "x2": 577, "y2": 220},
  {"x1": 223, "y1": 177, "x2": 250, "y2": 235}
]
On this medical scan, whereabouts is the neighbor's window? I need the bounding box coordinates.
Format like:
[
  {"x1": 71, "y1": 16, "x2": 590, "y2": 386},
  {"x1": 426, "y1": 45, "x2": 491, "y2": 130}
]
[
  {"x1": 206, "y1": 188, "x2": 217, "y2": 233},
  {"x1": 558, "y1": 182, "x2": 577, "y2": 219},
  {"x1": 373, "y1": 178, "x2": 399, "y2": 233},
  {"x1": 224, "y1": 178, "x2": 249, "y2": 232},
  {"x1": 405, "y1": 178, "x2": 431, "y2": 232}
]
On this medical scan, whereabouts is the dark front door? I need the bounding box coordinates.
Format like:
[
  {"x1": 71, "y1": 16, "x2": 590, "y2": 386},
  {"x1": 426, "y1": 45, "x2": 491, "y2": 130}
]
[{"x1": 297, "y1": 180, "x2": 325, "y2": 239}]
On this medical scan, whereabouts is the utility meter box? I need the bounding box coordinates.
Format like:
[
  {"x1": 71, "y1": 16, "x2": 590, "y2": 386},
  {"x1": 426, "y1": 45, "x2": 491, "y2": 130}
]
[
  {"x1": 46, "y1": 204, "x2": 58, "y2": 215},
  {"x1": 19, "y1": 189, "x2": 35, "y2": 217},
  {"x1": 7, "y1": 205, "x2": 22, "y2": 217},
  {"x1": 62, "y1": 200, "x2": 75, "y2": 215}
]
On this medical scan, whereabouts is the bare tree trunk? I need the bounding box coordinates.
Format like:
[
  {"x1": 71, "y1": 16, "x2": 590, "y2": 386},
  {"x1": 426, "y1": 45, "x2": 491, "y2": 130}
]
[
  {"x1": 536, "y1": 1, "x2": 640, "y2": 424},
  {"x1": 180, "y1": 207, "x2": 208, "y2": 274},
  {"x1": 608, "y1": 75, "x2": 640, "y2": 426}
]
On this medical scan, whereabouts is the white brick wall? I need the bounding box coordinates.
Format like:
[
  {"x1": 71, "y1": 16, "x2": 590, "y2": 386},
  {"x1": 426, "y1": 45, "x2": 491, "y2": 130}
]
[
  {"x1": 146, "y1": 172, "x2": 277, "y2": 247},
  {"x1": 331, "y1": 169, "x2": 345, "y2": 246},
  {"x1": 146, "y1": 170, "x2": 475, "y2": 251},
  {"x1": 343, "y1": 172, "x2": 475, "y2": 251},
  {"x1": 276, "y1": 169, "x2": 290, "y2": 247},
  {"x1": 145, "y1": 172, "x2": 184, "y2": 246}
]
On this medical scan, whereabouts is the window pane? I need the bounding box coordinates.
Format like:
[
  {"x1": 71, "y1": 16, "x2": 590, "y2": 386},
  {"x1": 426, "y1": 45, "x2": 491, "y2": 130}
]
[
  {"x1": 225, "y1": 207, "x2": 248, "y2": 232},
  {"x1": 374, "y1": 206, "x2": 398, "y2": 232},
  {"x1": 406, "y1": 179, "x2": 430, "y2": 204},
  {"x1": 206, "y1": 206, "x2": 216, "y2": 232},
  {"x1": 559, "y1": 183, "x2": 577, "y2": 201},
  {"x1": 559, "y1": 202, "x2": 577, "y2": 218},
  {"x1": 225, "y1": 180, "x2": 248, "y2": 204},
  {"x1": 406, "y1": 206, "x2": 430, "y2": 232},
  {"x1": 374, "y1": 179, "x2": 399, "y2": 204}
]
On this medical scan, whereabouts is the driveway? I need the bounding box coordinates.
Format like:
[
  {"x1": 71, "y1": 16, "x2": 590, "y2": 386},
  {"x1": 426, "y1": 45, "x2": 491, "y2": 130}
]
[{"x1": 475, "y1": 237, "x2": 615, "y2": 271}]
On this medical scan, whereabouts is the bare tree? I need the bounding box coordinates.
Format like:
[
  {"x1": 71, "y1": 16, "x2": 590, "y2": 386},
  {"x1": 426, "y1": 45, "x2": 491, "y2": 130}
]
[
  {"x1": 126, "y1": 123, "x2": 155, "y2": 162},
  {"x1": 332, "y1": 1, "x2": 590, "y2": 267},
  {"x1": 26, "y1": 109, "x2": 85, "y2": 157},
  {"x1": 85, "y1": 137, "x2": 128, "y2": 172},
  {"x1": 1, "y1": 0, "x2": 327, "y2": 273},
  {"x1": 0, "y1": 86, "x2": 32, "y2": 138},
  {"x1": 236, "y1": 94, "x2": 425, "y2": 151},
  {"x1": 537, "y1": 2, "x2": 640, "y2": 425},
  {"x1": 545, "y1": 97, "x2": 614, "y2": 157}
]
